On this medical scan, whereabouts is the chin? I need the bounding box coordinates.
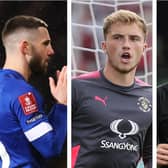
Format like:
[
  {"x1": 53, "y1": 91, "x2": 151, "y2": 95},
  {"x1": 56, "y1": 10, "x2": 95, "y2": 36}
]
[{"x1": 117, "y1": 66, "x2": 136, "y2": 74}]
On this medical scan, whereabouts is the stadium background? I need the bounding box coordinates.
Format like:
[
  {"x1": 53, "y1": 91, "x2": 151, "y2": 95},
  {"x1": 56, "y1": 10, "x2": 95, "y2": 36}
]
[
  {"x1": 72, "y1": 0, "x2": 152, "y2": 168},
  {"x1": 72, "y1": 0, "x2": 152, "y2": 85},
  {"x1": 0, "y1": 1, "x2": 67, "y2": 168}
]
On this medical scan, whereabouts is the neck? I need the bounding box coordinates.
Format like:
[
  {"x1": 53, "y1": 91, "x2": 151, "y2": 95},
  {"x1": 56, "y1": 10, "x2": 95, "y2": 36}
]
[
  {"x1": 3, "y1": 54, "x2": 31, "y2": 81},
  {"x1": 103, "y1": 65, "x2": 136, "y2": 87}
]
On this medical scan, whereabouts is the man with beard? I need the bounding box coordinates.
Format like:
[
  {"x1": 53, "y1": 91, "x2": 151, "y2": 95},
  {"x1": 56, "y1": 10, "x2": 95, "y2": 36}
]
[
  {"x1": 0, "y1": 15, "x2": 67, "y2": 167},
  {"x1": 72, "y1": 10, "x2": 152, "y2": 168}
]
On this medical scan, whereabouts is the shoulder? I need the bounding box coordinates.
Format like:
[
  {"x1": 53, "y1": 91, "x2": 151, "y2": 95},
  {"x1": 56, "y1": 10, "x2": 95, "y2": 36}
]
[
  {"x1": 158, "y1": 82, "x2": 168, "y2": 91},
  {"x1": 1, "y1": 74, "x2": 40, "y2": 103},
  {"x1": 135, "y1": 77, "x2": 151, "y2": 87},
  {"x1": 72, "y1": 71, "x2": 100, "y2": 84},
  {"x1": 72, "y1": 71, "x2": 101, "y2": 98},
  {"x1": 157, "y1": 82, "x2": 168, "y2": 99},
  {"x1": 73, "y1": 71, "x2": 100, "y2": 80},
  {"x1": 135, "y1": 78, "x2": 152, "y2": 91},
  {"x1": 72, "y1": 71, "x2": 101, "y2": 91},
  {"x1": 9, "y1": 78, "x2": 36, "y2": 96}
]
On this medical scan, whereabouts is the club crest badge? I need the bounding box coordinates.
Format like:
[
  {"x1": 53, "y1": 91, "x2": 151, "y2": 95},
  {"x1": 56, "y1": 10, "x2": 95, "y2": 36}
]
[{"x1": 137, "y1": 97, "x2": 152, "y2": 112}]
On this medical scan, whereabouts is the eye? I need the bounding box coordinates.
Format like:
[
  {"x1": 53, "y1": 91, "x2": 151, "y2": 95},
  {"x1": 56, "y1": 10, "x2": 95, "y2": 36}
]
[
  {"x1": 43, "y1": 40, "x2": 50, "y2": 46},
  {"x1": 130, "y1": 36, "x2": 141, "y2": 42},
  {"x1": 112, "y1": 34, "x2": 123, "y2": 40}
]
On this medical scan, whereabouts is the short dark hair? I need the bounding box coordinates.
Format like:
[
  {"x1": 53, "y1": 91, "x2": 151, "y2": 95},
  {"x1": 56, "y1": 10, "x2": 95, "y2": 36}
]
[{"x1": 2, "y1": 15, "x2": 48, "y2": 44}]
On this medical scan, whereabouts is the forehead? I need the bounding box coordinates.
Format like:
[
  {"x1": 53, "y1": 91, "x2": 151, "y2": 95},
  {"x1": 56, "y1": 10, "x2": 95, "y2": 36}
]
[{"x1": 108, "y1": 22, "x2": 144, "y2": 37}]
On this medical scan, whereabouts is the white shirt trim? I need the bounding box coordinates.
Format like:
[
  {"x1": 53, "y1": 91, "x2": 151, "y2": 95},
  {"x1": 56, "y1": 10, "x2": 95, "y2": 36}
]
[{"x1": 24, "y1": 122, "x2": 53, "y2": 142}]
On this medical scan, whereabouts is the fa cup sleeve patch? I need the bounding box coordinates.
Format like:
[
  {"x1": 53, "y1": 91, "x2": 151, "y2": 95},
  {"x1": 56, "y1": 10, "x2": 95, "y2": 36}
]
[{"x1": 19, "y1": 92, "x2": 38, "y2": 115}]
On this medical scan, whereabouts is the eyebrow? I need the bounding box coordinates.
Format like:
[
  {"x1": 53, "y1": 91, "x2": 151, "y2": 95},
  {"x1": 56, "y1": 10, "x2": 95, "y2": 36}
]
[
  {"x1": 112, "y1": 33, "x2": 142, "y2": 39},
  {"x1": 112, "y1": 33, "x2": 141, "y2": 37}
]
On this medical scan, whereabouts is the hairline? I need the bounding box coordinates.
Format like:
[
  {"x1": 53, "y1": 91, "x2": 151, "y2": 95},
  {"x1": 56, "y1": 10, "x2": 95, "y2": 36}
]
[
  {"x1": 2, "y1": 15, "x2": 48, "y2": 46},
  {"x1": 104, "y1": 22, "x2": 146, "y2": 41},
  {"x1": 2, "y1": 26, "x2": 47, "y2": 46},
  {"x1": 103, "y1": 10, "x2": 147, "y2": 40}
]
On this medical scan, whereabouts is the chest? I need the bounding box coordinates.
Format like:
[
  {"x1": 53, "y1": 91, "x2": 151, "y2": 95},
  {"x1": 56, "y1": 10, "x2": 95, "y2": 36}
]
[{"x1": 74, "y1": 86, "x2": 152, "y2": 131}]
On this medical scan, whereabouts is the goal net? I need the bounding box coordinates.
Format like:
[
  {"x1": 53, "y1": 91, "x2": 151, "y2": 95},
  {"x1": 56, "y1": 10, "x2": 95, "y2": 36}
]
[{"x1": 72, "y1": 0, "x2": 152, "y2": 85}]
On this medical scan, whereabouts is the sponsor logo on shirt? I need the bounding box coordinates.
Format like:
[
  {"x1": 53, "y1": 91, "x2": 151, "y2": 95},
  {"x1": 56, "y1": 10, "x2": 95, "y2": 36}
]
[
  {"x1": 100, "y1": 140, "x2": 138, "y2": 152},
  {"x1": 137, "y1": 97, "x2": 152, "y2": 112},
  {"x1": 19, "y1": 92, "x2": 38, "y2": 115},
  {"x1": 100, "y1": 119, "x2": 139, "y2": 152},
  {"x1": 26, "y1": 114, "x2": 43, "y2": 124},
  {"x1": 110, "y1": 119, "x2": 139, "y2": 139}
]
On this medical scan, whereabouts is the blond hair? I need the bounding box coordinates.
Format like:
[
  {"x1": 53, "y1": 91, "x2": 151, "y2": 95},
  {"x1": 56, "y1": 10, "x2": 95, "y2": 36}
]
[{"x1": 103, "y1": 10, "x2": 147, "y2": 40}]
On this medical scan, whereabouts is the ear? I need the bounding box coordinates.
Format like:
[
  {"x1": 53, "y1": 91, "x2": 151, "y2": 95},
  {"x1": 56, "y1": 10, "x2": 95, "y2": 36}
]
[
  {"x1": 101, "y1": 41, "x2": 107, "y2": 53},
  {"x1": 20, "y1": 41, "x2": 29, "y2": 55},
  {"x1": 143, "y1": 43, "x2": 147, "y2": 52}
]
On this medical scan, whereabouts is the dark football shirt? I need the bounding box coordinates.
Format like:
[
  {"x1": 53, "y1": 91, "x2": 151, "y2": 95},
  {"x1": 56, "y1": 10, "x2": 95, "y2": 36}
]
[
  {"x1": 72, "y1": 70, "x2": 152, "y2": 168},
  {"x1": 158, "y1": 84, "x2": 168, "y2": 143},
  {"x1": 158, "y1": 84, "x2": 168, "y2": 168}
]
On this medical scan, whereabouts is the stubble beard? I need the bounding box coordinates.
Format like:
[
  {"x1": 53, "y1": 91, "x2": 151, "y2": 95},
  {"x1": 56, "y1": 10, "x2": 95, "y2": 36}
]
[
  {"x1": 108, "y1": 58, "x2": 138, "y2": 74},
  {"x1": 114, "y1": 64, "x2": 138, "y2": 74}
]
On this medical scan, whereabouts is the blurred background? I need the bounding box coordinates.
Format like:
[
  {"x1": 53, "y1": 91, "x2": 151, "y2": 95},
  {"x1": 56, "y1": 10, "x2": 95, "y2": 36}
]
[
  {"x1": 72, "y1": 0, "x2": 152, "y2": 85},
  {"x1": 157, "y1": 2, "x2": 168, "y2": 168},
  {"x1": 157, "y1": 1, "x2": 168, "y2": 86},
  {"x1": 0, "y1": 1, "x2": 67, "y2": 168}
]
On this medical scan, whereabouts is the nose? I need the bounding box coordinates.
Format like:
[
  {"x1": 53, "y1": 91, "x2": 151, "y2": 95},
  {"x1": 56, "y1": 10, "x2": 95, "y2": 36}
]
[
  {"x1": 47, "y1": 45, "x2": 55, "y2": 56},
  {"x1": 122, "y1": 37, "x2": 131, "y2": 50}
]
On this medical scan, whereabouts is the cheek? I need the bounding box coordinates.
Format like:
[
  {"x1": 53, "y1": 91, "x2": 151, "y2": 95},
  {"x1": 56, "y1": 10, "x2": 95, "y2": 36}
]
[
  {"x1": 134, "y1": 44, "x2": 144, "y2": 56},
  {"x1": 106, "y1": 42, "x2": 118, "y2": 53},
  {"x1": 36, "y1": 50, "x2": 44, "y2": 59}
]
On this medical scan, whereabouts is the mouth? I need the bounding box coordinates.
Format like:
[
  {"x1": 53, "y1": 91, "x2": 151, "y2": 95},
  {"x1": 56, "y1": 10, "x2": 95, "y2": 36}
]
[{"x1": 120, "y1": 52, "x2": 131, "y2": 63}]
